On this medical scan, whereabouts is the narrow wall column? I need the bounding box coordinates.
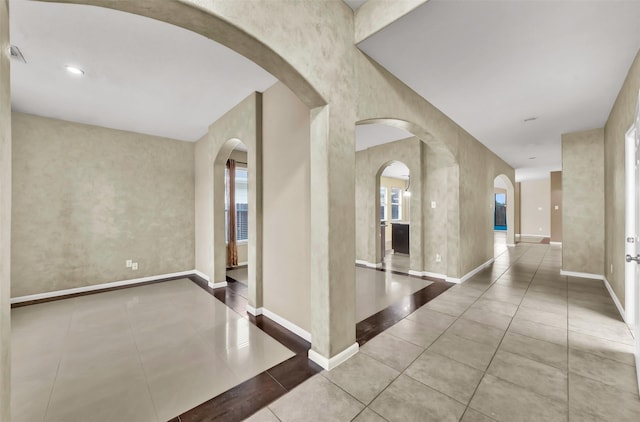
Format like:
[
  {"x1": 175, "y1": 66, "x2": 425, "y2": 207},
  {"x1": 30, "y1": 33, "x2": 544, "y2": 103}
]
[
  {"x1": 550, "y1": 171, "x2": 562, "y2": 243},
  {"x1": 0, "y1": 0, "x2": 11, "y2": 419},
  {"x1": 309, "y1": 106, "x2": 357, "y2": 368}
]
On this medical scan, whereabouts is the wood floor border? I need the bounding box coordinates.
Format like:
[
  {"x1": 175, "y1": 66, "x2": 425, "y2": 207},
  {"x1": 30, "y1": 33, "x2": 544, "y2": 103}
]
[{"x1": 11, "y1": 269, "x2": 451, "y2": 421}]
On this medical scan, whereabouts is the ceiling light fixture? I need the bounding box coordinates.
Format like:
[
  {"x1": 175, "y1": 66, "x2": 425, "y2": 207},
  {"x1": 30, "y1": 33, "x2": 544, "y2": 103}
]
[
  {"x1": 404, "y1": 175, "x2": 411, "y2": 197},
  {"x1": 65, "y1": 65, "x2": 85, "y2": 76},
  {"x1": 523, "y1": 117, "x2": 537, "y2": 122},
  {"x1": 529, "y1": 157, "x2": 536, "y2": 160}
]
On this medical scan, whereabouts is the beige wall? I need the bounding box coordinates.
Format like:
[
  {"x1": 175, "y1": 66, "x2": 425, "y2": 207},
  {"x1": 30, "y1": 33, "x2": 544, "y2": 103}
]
[
  {"x1": 550, "y1": 171, "x2": 562, "y2": 243},
  {"x1": 562, "y1": 128, "x2": 605, "y2": 275},
  {"x1": 604, "y1": 49, "x2": 640, "y2": 304},
  {"x1": 515, "y1": 182, "x2": 521, "y2": 235},
  {"x1": 0, "y1": 0, "x2": 11, "y2": 418},
  {"x1": 12, "y1": 0, "x2": 516, "y2": 364},
  {"x1": 11, "y1": 113, "x2": 195, "y2": 297},
  {"x1": 355, "y1": 138, "x2": 426, "y2": 273},
  {"x1": 263, "y1": 82, "x2": 311, "y2": 332},
  {"x1": 520, "y1": 179, "x2": 551, "y2": 237}
]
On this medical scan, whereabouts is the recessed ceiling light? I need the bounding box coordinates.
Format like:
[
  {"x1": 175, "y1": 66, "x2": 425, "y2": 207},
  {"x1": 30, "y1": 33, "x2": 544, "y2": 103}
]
[
  {"x1": 523, "y1": 117, "x2": 537, "y2": 122},
  {"x1": 529, "y1": 157, "x2": 536, "y2": 160},
  {"x1": 65, "y1": 65, "x2": 85, "y2": 76}
]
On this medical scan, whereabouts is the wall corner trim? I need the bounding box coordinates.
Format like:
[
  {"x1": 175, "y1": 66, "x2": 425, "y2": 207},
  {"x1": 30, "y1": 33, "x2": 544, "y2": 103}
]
[
  {"x1": 193, "y1": 270, "x2": 210, "y2": 281},
  {"x1": 558, "y1": 271, "x2": 627, "y2": 323},
  {"x1": 559, "y1": 270, "x2": 603, "y2": 280},
  {"x1": 10, "y1": 270, "x2": 196, "y2": 304},
  {"x1": 208, "y1": 280, "x2": 228, "y2": 289},
  {"x1": 603, "y1": 277, "x2": 627, "y2": 323},
  {"x1": 308, "y1": 342, "x2": 359, "y2": 371},
  {"x1": 449, "y1": 258, "x2": 495, "y2": 284},
  {"x1": 421, "y1": 271, "x2": 447, "y2": 280},
  {"x1": 246, "y1": 305, "x2": 263, "y2": 316},
  {"x1": 355, "y1": 260, "x2": 382, "y2": 268},
  {"x1": 262, "y1": 308, "x2": 311, "y2": 342}
]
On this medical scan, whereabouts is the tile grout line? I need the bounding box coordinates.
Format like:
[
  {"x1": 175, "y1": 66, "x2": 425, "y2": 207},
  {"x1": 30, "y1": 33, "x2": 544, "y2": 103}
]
[
  {"x1": 362, "y1": 244, "x2": 533, "y2": 419},
  {"x1": 461, "y1": 244, "x2": 556, "y2": 419},
  {"x1": 41, "y1": 299, "x2": 77, "y2": 422},
  {"x1": 123, "y1": 301, "x2": 162, "y2": 422}
]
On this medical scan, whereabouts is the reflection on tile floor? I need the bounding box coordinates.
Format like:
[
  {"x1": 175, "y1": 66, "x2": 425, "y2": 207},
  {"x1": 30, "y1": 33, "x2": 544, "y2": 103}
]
[
  {"x1": 227, "y1": 266, "x2": 248, "y2": 285},
  {"x1": 356, "y1": 267, "x2": 431, "y2": 322},
  {"x1": 249, "y1": 243, "x2": 640, "y2": 422},
  {"x1": 382, "y1": 253, "x2": 410, "y2": 273},
  {"x1": 11, "y1": 278, "x2": 294, "y2": 422}
]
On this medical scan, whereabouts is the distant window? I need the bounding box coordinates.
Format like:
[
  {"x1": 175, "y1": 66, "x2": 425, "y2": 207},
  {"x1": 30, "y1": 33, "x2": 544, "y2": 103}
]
[
  {"x1": 391, "y1": 188, "x2": 402, "y2": 220},
  {"x1": 380, "y1": 187, "x2": 387, "y2": 221},
  {"x1": 225, "y1": 167, "x2": 249, "y2": 242}
]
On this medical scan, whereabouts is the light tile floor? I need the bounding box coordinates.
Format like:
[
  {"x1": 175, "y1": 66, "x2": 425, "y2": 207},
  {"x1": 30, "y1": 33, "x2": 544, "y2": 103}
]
[
  {"x1": 355, "y1": 267, "x2": 431, "y2": 322},
  {"x1": 249, "y1": 243, "x2": 640, "y2": 422},
  {"x1": 11, "y1": 278, "x2": 294, "y2": 422}
]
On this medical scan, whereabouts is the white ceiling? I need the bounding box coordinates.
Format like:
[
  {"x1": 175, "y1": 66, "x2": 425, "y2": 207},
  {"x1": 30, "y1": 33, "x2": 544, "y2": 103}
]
[
  {"x1": 382, "y1": 161, "x2": 410, "y2": 180},
  {"x1": 355, "y1": 123, "x2": 413, "y2": 151},
  {"x1": 9, "y1": 0, "x2": 277, "y2": 142},
  {"x1": 358, "y1": 0, "x2": 640, "y2": 180}
]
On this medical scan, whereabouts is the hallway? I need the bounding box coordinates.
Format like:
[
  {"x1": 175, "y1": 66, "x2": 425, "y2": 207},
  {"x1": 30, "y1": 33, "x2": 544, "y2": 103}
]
[{"x1": 248, "y1": 244, "x2": 639, "y2": 421}]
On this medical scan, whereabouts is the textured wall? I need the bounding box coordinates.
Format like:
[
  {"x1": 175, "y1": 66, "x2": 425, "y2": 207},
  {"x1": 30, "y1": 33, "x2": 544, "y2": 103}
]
[
  {"x1": 562, "y1": 128, "x2": 605, "y2": 275},
  {"x1": 37, "y1": 0, "x2": 515, "y2": 361},
  {"x1": 604, "y1": 49, "x2": 640, "y2": 306},
  {"x1": 195, "y1": 92, "x2": 262, "y2": 310},
  {"x1": 0, "y1": 0, "x2": 11, "y2": 418},
  {"x1": 520, "y1": 179, "x2": 551, "y2": 237},
  {"x1": 355, "y1": 138, "x2": 425, "y2": 272},
  {"x1": 11, "y1": 113, "x2": 195, "y2": 297},
  {"x1": 263, "y1": 82, "x2": 311, "y2": 332},
  {"x1": 550, "y1": 171, "x2": 562, "y2": 242}
]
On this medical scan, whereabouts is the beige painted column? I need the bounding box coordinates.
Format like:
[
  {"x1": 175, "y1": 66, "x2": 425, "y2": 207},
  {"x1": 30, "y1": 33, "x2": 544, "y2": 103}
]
[
  {"x1": 0, "y1": 0, "x2": 11, "y2": 419},
  {"x1": 309, "y1": 106, "x2": 357, "y2": 368}
]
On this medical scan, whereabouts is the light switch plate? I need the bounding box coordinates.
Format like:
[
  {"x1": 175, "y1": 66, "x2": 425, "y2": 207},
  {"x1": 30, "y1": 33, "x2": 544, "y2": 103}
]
[
  {"x1": 431, "y1": 201, "x2": 436, "y2": 209},
  {"x1": 126, "y1": 259, "x2": 132, "y2": 268},
  {"x1": 132, "y1": 262, "x2": 138, "y2": 271}
]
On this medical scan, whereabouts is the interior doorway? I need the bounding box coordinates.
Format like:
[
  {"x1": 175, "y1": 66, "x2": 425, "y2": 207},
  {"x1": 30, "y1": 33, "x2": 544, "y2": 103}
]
[
  {"x1": 224, "y1": 143, "x2": 249, "y2": 286},
  {"x1": 494, "y1": 175, "x2": 516, "y2": 256},
  {"x1": 379, "y1": 161, "x2": 411, "y2": 273}
]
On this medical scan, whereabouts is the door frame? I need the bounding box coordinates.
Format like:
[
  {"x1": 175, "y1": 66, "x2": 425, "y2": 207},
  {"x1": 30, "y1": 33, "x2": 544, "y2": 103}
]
[{"x1": 624, "y1": 113, "x2": 640, "y2": 393}]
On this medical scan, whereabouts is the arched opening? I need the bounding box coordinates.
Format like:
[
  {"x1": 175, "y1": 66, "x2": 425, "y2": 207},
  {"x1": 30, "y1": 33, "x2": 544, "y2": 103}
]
[
  {"x1": 224, "y1": 142, "x2": 250, "y2": 286},
  {"x1": 494, "y1": 174, "x2": 516, "y2": 256},
  {"x1": 377, "y1": 161, "x2": 411, "y2": 272}
]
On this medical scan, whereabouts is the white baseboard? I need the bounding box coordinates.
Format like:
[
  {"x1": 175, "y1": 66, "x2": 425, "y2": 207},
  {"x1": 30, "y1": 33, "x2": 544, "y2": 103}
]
[
  {"x1": 422, "y1": 271, "x2": 447, "y2": 280},
  {"x1": 11, "y1": 270, "x2": 196, "y2": 304},
  {"x1": 308, "y1": 342, "x2": 359, "y2": 371},
  {"x1": 355, "y1": 260, "x2": 382, "y2": 268},
  {"x1": 193, "y1": 270, "x2": 210, "y2": 282},
  {"x1": 507, "y1": 243, "x2": 517, "y2": 247},
  {"x1": 208, "y1": 280, "x2": 228, "y2": 289},
  {"x1": 261, "y1": 308, "x2": 311, "y2": 342},
  {"x1": 603, "y1": 277, "x2": 627, "y2": 323},
  {"x1": 520, "y1": 234, "x2": 551, "y2": 238},
  {"x1": 549, "y1": 241, "x2": 562, "y2": 246},
  {"x1": 449, "y1": 258, "x2": 495, "y2": 284},
  {"x1": 560, "y1": 270, "x2": 604, "y2": 280},
  {"x1": 247, "y1": 305, "x2": 263, "y2": 316}
]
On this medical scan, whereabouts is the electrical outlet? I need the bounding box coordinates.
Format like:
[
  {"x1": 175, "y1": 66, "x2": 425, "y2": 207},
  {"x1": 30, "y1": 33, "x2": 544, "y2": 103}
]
[
  {"x1": 132, "y1": 262, "x2": 138, "y2": 271},
  {"x1": 431, "y1": 201, "x2": 436, "y2": 209},
  {"x1": 435, "y1": 254, "x2": 442, "y2": 263},
  {"x1": 126, "y1": 259, "x2": 132, "y2": 268}
]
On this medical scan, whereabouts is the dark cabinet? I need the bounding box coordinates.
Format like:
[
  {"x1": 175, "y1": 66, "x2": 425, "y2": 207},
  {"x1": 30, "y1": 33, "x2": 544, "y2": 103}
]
[{"x1": 392, "y1": 223, "x2": 410, "y2": 254}]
